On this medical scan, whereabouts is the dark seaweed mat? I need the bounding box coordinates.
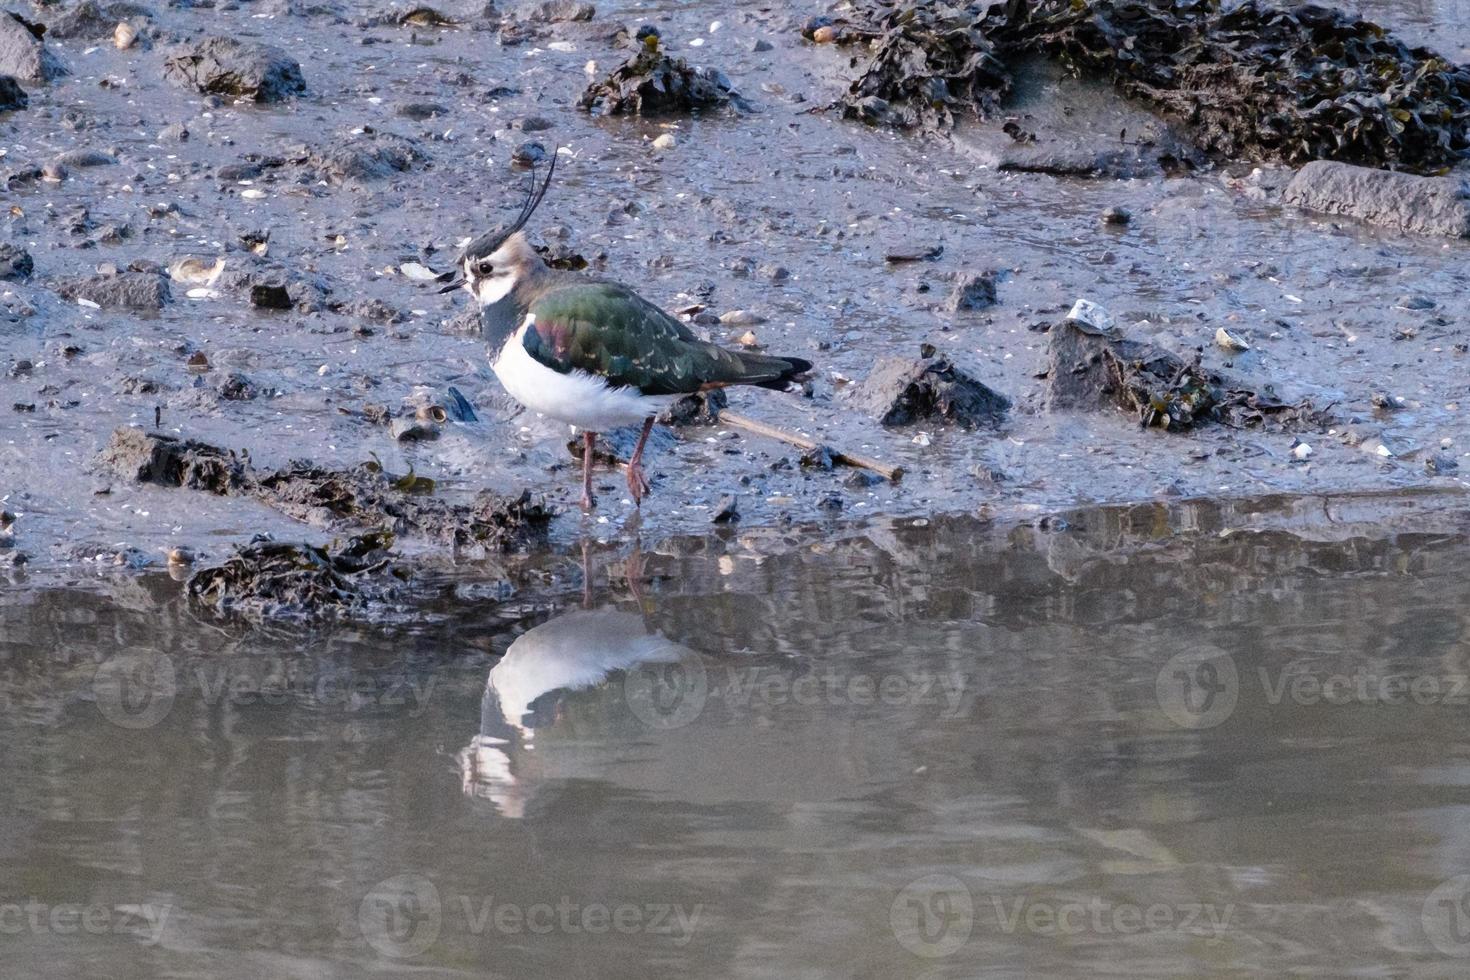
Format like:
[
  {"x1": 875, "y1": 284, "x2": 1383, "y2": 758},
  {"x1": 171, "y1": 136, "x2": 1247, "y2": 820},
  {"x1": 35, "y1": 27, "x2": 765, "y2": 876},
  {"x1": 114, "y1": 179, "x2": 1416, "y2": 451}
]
[{"x1": 832, "y1": 0, "x2": 1470, "y2": 173}]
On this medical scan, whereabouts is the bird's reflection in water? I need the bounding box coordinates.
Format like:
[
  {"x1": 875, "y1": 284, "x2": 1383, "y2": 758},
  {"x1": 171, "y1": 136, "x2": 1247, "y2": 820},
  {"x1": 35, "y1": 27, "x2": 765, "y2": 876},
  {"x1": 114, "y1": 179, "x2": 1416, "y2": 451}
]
[{"x1": 458, "y1": 547, "x2": 692, "y2": 817}]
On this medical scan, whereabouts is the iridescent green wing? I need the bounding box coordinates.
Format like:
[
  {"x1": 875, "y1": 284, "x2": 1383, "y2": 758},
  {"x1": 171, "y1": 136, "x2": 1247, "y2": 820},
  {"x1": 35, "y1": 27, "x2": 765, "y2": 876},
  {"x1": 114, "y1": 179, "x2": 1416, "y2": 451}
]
[{"x1": 523, "y1": 281, "x2": 777, "y2": 396}]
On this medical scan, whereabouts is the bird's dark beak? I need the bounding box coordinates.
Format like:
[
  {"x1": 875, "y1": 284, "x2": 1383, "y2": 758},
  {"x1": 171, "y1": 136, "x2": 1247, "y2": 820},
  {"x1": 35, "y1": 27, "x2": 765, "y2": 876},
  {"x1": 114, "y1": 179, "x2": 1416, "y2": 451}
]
[{"x1": 437, "y1": 270, "x2": 464, "y2": 294}]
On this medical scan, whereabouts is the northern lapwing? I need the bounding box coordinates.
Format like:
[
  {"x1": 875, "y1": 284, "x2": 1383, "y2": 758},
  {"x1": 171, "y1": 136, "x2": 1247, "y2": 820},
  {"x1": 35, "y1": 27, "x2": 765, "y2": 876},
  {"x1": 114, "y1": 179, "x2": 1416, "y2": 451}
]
[{"x1": 439, "y1": 154, "x2": 812, "y2": 512}]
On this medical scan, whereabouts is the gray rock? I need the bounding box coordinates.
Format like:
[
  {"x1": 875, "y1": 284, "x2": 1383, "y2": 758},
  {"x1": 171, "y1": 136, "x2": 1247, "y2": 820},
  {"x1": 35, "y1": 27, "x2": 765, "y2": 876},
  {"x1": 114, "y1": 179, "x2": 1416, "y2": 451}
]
[
  {"x1": 0, "y1": 74, "x2": 25, "y2": 110},
  {"x1": 1283, "y1": 160, "x2": 1470, "y2": 239},
  {"x1": 308, "y1": 131, "x2": 424, "y2": 181},
  {"x1": 945, "y1": 270, "x2": 998, "y2": 312},
  {"x1": 849, "y1": 347, "x2": 1010, "y2": 428},
  {"x1": 0, "y1": 11, "x2": 66, "y2": 82},
  {"x1": 54, "y1": 271, "x2": 170, "y2": 310},
  {"x1": 397, "y1": 101, "x2": 447, "y2": 120},
  {"x1": 54, "y1": 149, "x2": 116, "y2": 168},
  {"x1": 390, "y1": 417, "x2": 441, "y2": 442},
  {"x1": 751, "y1": 38, "x2": 773, "y2": 52},
  {"x1": 711, "y1": 494, "x2": 739, "y2": 523},
  {"x1": 45, "y1": 1, "x2": 150, "y2": 40},
  {"x1": 0, "y1": 243, "x2": 32, "y2": 281},
  {"x1": 518, "y1": 0, "x2": 593, "y2": 23},
  {"x1": 163, "y1": 37, "x2": 305, "y2": 103}
]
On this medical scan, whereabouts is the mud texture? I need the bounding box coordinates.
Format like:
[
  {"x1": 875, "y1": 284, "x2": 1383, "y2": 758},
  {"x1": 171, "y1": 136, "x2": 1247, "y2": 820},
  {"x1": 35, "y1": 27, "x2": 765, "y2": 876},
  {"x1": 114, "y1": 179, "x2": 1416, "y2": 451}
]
[
  {"x1": 99, "y1": 427, "x2": 554, "y2": 548},
  {"x1": 2, "y1": 0, "x2": 1470, "y2": 607},
  {"x1": 831, "y1": 0, "x2": 1470, "y2": 173}
]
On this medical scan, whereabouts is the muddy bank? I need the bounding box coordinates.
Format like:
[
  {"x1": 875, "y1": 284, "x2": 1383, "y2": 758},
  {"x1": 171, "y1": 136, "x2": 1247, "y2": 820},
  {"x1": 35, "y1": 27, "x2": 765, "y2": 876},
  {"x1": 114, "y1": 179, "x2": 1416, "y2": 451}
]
[
  {"x1": 827, "y1": 0, "x2": 1470, "y2": 173},
  {"x1": 1, "y1": 0, "x2": 1469, "y2": 607}
]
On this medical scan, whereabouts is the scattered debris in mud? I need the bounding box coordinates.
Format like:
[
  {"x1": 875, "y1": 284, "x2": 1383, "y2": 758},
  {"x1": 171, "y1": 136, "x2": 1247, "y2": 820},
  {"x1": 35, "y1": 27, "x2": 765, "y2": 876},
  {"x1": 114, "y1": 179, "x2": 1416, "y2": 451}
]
[
  {"x1": 1045, "y1": 302, "x2": 1329, "y2": 432},
  {"x1": 1284, "y1": 161, "x2": 1470, "y2": 239},
  {"x1": 98, "y1": 428, "x2": 555, "y2": 551},
  {"x1": 850, "y1": 346, "x2": 1010, "y2": 429},
  {"x1": 580, "y1": 33, "x2": 748, "y2": 115},
  {"x1": 827, "y1": 0, "x2": 1470, "y2": 172},
  {"x1": 163, "y1": 36, "x2": 306, "y2": 103},
  {"x1": 187, "y1": 532, "x2": 404, "y2": 621}
]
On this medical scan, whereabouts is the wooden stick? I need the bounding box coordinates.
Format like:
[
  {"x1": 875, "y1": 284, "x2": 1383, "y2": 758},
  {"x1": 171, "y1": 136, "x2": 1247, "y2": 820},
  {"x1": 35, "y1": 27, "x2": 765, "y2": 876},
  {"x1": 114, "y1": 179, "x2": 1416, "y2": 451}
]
[{"x1": 719, "y1": 411, "x2": 904, "y2": 483}]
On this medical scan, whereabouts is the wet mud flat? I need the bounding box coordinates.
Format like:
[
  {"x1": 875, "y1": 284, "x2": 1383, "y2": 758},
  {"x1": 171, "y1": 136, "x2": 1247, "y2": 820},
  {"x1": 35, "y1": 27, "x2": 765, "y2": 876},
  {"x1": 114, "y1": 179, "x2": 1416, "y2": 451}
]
[{"x1": 0, "y1": 0, "x2": 1468, "y2": 616}]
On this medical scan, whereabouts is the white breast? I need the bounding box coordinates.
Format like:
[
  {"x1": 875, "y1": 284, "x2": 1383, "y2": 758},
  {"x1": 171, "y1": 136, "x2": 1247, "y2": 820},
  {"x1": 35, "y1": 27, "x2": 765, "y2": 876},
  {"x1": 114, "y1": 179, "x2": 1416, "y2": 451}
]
[{"x1": 491, "y1": 315, "x2": 677, "y2": 431}]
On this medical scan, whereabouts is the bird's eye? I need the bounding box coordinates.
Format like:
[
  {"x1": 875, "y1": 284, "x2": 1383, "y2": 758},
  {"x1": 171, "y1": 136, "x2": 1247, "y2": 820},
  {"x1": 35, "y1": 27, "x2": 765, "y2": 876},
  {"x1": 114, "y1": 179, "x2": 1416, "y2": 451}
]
[{"x1": 474, "y1": 259, "x2": 494, "y2": 277}]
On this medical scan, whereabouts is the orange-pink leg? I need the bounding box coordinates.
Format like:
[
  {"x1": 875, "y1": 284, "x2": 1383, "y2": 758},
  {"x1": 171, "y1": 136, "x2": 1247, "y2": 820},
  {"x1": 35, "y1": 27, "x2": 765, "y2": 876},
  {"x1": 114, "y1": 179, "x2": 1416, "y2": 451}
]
[{"x1": 626, "y1": 416, "x2": 655, "y2": 506}]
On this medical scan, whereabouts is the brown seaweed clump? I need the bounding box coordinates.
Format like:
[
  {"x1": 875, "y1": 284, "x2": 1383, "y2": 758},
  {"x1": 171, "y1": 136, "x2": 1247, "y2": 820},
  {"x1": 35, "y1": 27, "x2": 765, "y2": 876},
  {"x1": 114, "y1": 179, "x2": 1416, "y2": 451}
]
[
  {"x1": 1045, "y1": 317, "x2": 1329, "y2": 432},
  {"x1": 827, "y1": 0, "x2": 1470, "y2": 173},
  {"x1": 186, "y1": 532, "x2": 400, "y2": 621},
  {"x1": 580, "y1": 34, "x2": 748, "y2": 115}
]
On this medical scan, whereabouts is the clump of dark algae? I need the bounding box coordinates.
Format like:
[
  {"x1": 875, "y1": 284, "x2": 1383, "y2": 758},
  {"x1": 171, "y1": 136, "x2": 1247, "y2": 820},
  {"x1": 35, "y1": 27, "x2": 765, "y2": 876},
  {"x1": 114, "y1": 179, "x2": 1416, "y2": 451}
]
[
  {"x1": 98, "y1": 428, "x2": 554, "y2": 621},
  {"x1": 187, "y1": 533, "x2": 402, "y2": 622},
  {"x1": 1044, "y1": 311, "x2": 1330, "y2": 432},
  {"x1": 580, "y1": 30, "x2": 749, "y2": 115},
  {"x1": 824, "y1": 0, "x2": 1470, "y2": 173}
]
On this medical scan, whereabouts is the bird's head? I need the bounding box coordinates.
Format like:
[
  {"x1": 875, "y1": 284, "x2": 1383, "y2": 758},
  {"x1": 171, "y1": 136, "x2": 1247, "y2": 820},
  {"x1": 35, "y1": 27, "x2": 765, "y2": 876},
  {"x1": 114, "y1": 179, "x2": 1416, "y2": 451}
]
[{"x1": 439, "y1": 151, "x2": 557, "y2": 306}]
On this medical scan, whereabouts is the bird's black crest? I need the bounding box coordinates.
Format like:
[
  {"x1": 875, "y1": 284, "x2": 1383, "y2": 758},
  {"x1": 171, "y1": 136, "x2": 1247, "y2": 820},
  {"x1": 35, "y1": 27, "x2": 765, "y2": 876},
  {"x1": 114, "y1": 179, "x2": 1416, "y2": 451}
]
[{"x1": 461, "y1": 150, "x2": 559, "y2": 263}]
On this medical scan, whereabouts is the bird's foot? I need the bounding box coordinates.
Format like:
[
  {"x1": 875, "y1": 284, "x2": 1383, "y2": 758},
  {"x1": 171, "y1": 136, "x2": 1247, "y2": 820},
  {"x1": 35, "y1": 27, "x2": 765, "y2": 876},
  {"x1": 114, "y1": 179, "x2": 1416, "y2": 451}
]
[
  {"x1": 626, "y1": 461, "x2": 651, "y2": 505},
  {"x1": 580, "y1": 490, "x2": 597, "y2": 513}
]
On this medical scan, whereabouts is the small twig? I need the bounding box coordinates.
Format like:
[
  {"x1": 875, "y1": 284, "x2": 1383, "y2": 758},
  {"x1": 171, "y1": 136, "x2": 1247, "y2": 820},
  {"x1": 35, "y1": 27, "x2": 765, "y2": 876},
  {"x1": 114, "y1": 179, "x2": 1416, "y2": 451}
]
[{"x1": 719, "y1": 411, "x2": 904, "y2": 483}]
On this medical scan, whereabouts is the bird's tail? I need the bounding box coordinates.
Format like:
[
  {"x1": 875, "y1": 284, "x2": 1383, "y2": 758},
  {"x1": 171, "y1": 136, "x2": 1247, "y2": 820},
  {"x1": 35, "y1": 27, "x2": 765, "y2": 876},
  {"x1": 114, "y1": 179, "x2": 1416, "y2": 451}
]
[{"x1": 746, "y1": 354, "x2": 813, "y2": 391}]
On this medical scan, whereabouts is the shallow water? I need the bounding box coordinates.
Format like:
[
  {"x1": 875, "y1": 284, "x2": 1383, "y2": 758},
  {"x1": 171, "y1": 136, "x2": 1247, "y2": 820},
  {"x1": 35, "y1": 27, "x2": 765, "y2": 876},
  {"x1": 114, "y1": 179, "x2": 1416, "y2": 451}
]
[{"x1": 6, "y1": 492, "x2": 1470, "y2": 977}]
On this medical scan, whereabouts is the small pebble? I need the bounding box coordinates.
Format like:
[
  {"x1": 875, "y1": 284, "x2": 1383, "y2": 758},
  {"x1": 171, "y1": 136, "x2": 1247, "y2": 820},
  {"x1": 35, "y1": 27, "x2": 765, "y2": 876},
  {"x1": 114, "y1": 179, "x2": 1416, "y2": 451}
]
[
  {"x1": 1101, "y1": 206, "x2": 1131, "y2": 226},
  {"x1": 651, "y1": 133, "x2": 677, "y2": 151}
]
